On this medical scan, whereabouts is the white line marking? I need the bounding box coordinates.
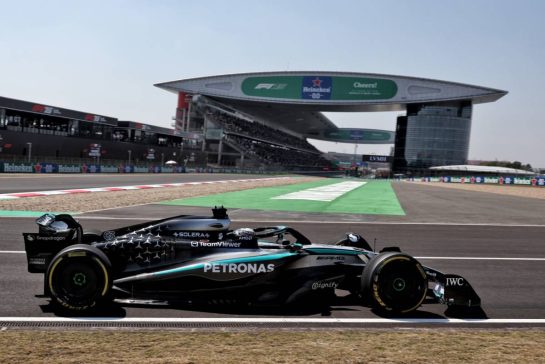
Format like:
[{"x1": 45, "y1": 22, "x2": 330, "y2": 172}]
[
  {"x1": 63, "y1": 217, "x2": 545, "y2": 228},
  {"x1": 417, "y1": 257, "x2": 545, "y2": 261},
  {"x1": 0, "y1": 177, "x2": 290, "y2": 199},
  {"x1": 272, "y1": 181, "x2": 366, "y2": 202},
  {"x1": 1, "y1": 250, "x2": 544, "y2": 261},
  {"x1": 0, "y1": 317, "x2": 544, "y2": 324}
]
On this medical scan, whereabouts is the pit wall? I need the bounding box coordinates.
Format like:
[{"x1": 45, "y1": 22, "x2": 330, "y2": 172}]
[{"x1": 410, "y1": 176, "x2": 545, "y2": 187}]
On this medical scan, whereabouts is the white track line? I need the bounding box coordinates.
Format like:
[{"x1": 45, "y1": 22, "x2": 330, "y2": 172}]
[
  {"x1": 272, "y1": 181, "x2": 366, "y2": 202},
  {"x1": 417, "y1": 257, "x2": 545, "y2": 261},
  {"x1": 0, "y1": 317, "x2": 544, "y2": 324},
  {"x1": 66, "y1": 217, "x2": 545, "y2": 228},
  {"x1": 2, "y1": 251, "x2": 545, "y2": 261},
  {"x1": 0, "y1": 177, "x2": 290, "y2": 200}
]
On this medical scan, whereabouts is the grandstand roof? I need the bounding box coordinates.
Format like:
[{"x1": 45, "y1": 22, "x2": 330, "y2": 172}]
[
  {"x1": 430, "y1": 165, "x2": 535, "y2": 176},
  {"x1": 155, "y1": 71, "x2": 507, "y2": 144}
]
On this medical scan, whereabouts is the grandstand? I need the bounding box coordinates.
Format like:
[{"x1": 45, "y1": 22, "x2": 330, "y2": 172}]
[
  {"x1": 156, "y1": 71, "x2": 507, "y2": 175},
  {"x1": 0, "y1": 96, "x2": 206, "y2": 167},
  {"x1": 196, "y1": 100, "x2": 334, "y2": 170}
]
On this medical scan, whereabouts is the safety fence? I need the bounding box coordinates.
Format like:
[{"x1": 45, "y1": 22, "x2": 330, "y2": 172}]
[
  {"x1": 410, "y1": 176, "x2": 545, "y2": 187},
  {"x1": 0, "y1": 161, "x2": 277, "y2": 174}
]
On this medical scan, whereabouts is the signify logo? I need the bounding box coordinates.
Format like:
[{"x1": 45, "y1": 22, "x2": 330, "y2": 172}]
[
  {"x1": 203, "y1": 263, "x2": 275, "y2": 274},
  {"x1": 254, "y1": 83, "x2": 287, "y2": 90}
]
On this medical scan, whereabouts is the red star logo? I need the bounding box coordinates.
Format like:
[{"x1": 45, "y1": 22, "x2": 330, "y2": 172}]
[{"x1": 312, "y1": 77, "x2": 322, "y2": 87}]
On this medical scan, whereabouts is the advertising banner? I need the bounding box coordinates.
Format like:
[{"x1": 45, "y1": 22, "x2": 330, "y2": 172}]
[
  {"x1": 88, "y1": 144, "x2": 101, "y2": 157},
  {"x1": 35, "y1": 163, "x2": 58, "y2": 173},
  {"x1": 82, "y1": 164, "x2": 101, "y2": 173},
  {"x1": 100, "y1": 165, "x2": 119, "y2": 173},
  {"x1": 326, "y1": 129, "x2": 394, "y2": 143},
  {"x1": 302, "y1": 76, "x2": 332, "y2": 100},
  {"x1": 58, "y1": 164, "x2": 81, "y2": 173},
  {"x1": 538, "y1": 178, "x2": 545, "y2": 186},
  {"x1": 205, "y1": 128, "x2": 224, "y2": 140},
  {"x1": 3, "y1": 162, "x2": 34, "y2": 173},
  {"x1": 241, "y1": 76, "x2": 398, "y2": 101},
  {"x1": 362, "y1": 154, "x2": 393, "y2": 163},
  {"x1": 513, "y1": 178, "x2": 531, "y2": 185},
  {"x1": 133, "y1": 166, "x2": 148, "y2": 173}
]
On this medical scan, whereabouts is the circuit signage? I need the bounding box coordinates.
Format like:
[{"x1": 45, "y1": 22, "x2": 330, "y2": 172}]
[
  {"x1": 362, "y1": 154, "x2": 392, "y2": 163},
  {"x1": 241, "y1": 76, "x2": 397, "y2": 101}
]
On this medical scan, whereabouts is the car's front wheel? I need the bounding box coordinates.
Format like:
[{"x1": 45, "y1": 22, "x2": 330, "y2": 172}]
[{"x1": 361, "y1": 251, "x2": 427, "y2": 314}]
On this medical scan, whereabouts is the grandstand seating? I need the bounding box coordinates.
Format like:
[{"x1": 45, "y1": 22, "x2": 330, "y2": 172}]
[{"x1": 204, "y1": 108, "x2": 334, "y2": 170}]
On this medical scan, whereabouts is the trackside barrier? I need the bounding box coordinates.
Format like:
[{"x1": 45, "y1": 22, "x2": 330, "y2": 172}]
[
  {"x1": 412, "y1": 176, "x2": 545, "y2": 187},
  {"x1": 0, "y1": 161, "x2": 329, "y2": 175}
]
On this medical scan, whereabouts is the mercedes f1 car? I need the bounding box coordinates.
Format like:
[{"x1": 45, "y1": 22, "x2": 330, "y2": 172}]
[{"x1": 23, "y1": 207, "x2": 480, "y2": 314}]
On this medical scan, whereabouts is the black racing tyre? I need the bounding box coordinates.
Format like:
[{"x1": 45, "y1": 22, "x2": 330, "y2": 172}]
[
  {"x1": 361, "y1": 252, "x2": 427, "y2": 314},
  {"x1": 45, "y1": 244, "x2": 112, "y2": 312}
]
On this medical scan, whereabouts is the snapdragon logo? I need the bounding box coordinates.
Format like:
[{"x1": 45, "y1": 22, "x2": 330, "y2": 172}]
[{"x1": 203, "y1": 263, "x2": 275, "y2": 274}]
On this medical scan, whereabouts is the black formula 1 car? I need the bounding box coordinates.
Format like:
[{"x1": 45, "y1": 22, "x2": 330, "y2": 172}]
[{"x1": 23, "y1": 207, "x2": 480, "y2": 314}]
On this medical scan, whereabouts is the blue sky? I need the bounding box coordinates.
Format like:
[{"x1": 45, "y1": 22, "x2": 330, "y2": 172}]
[{"x1": 1, "y1": 1, "x2": 544, "y2": 166}]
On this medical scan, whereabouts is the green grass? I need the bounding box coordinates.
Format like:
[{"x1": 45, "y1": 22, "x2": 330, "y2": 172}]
[{"x1": 161, "y1": 179, "x2": 405, "y2": 215}]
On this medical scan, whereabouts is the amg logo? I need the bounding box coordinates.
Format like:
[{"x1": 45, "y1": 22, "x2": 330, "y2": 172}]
[
  {"x1": 203, "y1": 263, "x2": 275, "y2": 274},
  {"x1": 446, "y1": 277, "x2": 465, "y2": 286}
]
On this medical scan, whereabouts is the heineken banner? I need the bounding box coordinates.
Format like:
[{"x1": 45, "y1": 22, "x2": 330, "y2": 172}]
[
  {"x1": 241, "y1": 76, "x2": 398, "y2": 101},
  {"x1": 2, "y1": 163, "x2": 34, "y2": 173}
]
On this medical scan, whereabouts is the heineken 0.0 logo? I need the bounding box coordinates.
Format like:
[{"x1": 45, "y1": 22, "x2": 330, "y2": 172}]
[{"x1": 242, "y1": 75, "x2": 397, "y2": 100}]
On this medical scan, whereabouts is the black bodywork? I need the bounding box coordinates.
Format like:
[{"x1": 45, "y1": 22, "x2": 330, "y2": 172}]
[{"x1": 23, "y1": 207, "x2": 480, "y2": 314}]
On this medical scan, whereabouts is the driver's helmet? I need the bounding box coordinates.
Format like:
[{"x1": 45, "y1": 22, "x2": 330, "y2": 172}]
[{"x1": 39, "y1": 220, "x2": 73, "y2": 237}]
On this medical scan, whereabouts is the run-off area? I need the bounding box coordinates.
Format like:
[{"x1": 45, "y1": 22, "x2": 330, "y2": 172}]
[{"x1": 162, "y1": 179, "x2": 405, "y2": 215}]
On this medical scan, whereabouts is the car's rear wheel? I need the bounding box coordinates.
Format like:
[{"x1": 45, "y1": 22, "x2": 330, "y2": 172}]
[
  {"x1": 361, "y1": 252, "x2": 427, "y2": 314},
  {"x1": 46, "y1": 244, "x2": 112, "y2": 312}
]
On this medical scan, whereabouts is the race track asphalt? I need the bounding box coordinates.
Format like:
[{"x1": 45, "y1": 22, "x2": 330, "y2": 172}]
[{"x1": 1, "y1": 175, "x2": 545, "y2": 327}]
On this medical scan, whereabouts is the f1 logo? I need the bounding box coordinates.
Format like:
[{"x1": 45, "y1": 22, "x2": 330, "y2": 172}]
[{"x1": 446, "y1": 277, "x2": 465, "y2": 286}]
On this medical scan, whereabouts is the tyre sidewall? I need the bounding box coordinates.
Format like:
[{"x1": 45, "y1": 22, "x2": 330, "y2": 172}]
[
  {"x1": 46, "y1": 244, "x2": 112, "y2": 312},
  {"x1": 361, "y1": 251, "x2": 427, "y2": 314}
]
